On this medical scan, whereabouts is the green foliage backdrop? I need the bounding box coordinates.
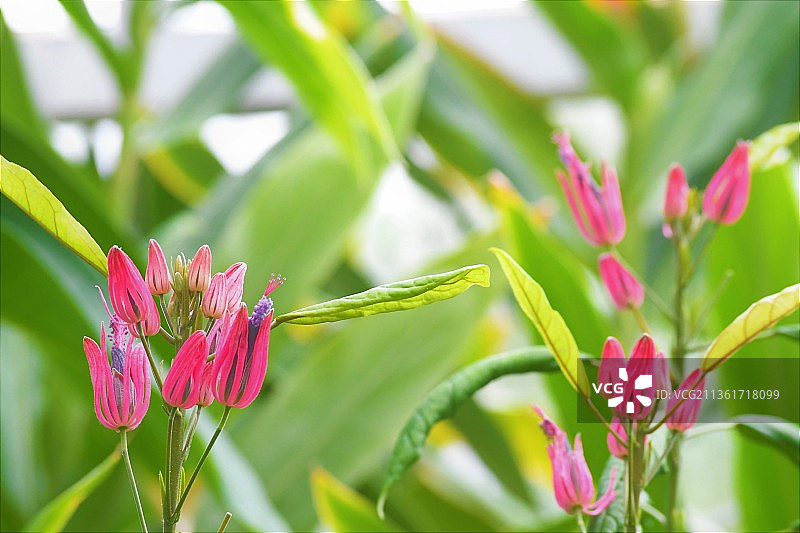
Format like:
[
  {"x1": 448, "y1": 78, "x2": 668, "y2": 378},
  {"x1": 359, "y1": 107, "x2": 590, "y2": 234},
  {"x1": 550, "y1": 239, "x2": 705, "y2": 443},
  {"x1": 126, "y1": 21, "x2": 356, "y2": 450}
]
[{"x1": 1, "y1": 1, "x2": 797, "y2": 531}]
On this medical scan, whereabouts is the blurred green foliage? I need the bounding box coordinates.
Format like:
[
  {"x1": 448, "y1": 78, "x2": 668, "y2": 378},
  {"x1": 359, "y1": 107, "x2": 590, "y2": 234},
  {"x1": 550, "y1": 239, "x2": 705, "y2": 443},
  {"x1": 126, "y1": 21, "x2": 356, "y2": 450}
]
[{"x1": 1, "y1": 1, "x2": 798, "y2": 531}]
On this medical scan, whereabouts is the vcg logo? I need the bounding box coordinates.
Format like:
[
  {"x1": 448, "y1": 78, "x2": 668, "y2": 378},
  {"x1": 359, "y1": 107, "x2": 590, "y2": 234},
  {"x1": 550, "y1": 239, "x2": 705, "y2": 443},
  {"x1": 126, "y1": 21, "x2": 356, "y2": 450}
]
[{"x1": 593, "y1": 368, "x2": 652, "y2": 414}]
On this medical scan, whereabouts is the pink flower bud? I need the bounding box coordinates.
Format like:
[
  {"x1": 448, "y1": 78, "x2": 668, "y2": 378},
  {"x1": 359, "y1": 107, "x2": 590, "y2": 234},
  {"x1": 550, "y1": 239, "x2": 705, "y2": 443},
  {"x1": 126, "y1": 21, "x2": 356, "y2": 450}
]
[
  {"x1": 223, "y1": 262, "x2": 247, "y2": 312},
  {"x1": 108, "y1": 246, "x2": 160, "y2": 335},
  {"x1": 197, "y1": 361, "x2": 215, "y2": 407},
  {"x1": 598, "y1": 253, "x2": 644, "y2": 309},
  {"x1": 666, "y1": 369, "x2": 705, "y2": 432},
  {"x1": 653, "y1": 350, "x2": 671, "y2": 395},
  {"x1": 202, "y1": 273, "x2": 228, "y2": 318},
  {"x1": 163, "y1": 331, "x2": 208, "y2": 409},
  {"x1": 607, "y1": 417, "x2": 648, "y2": 459},
  {"x1": 212, "y1": 278, "x2": 280, "y2": 408},
  {"x1": 553, "y1": 132, "x2": 626, "y2": 246},
  {"x1": 703, "y1": 141, "x2": 751, "y2": 225},
  {"x1": 663, "y1": 164, "x2": 689, "y2": 221},
  {"x1": 533, "y1": 406, "x2": 618, "y2": 515},
  {"x1": 598, "y1": 337, "x2": 626, "y2": 400},
  {"x1": 187, "y1": 244, "x2": 212, "y2": 292},
  {"x1": 607, "y1": 417, "x2": 628, "y2": 458},
  {"x1": 598, "y1": 335, "x2": 656, "y2": 420},
  {"x1": 84, "y1": 323, "x2": 150, "y2": 432},
  {"x1": 145, "y1": 239, "x2": 171, "y2": 295}
]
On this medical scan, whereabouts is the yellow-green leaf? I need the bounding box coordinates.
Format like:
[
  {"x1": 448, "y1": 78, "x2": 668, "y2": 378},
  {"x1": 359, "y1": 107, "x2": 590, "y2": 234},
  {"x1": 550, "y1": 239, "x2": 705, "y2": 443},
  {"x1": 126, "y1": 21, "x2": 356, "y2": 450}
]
[
  {"x1": 24, "y1": 450, "x2": 120, "y2": 532},
  {"x1": 749, "y1": 122, "x2": 800, "y2": 172},
  {"x1": 275, "y1": 264, "x2": 489, "y2": 325},
  {"x1": 490, "y1": 247, "x2": 590, "y2": 396},
  {"x1": 0, "y1": 156, "x2": 108, "y2": 275},
  {"x1": 312, "y1": 467, "x2": 401, "y2": 532},
  {"x1": 702, "y1": 283, "x2": 800, "y2": 372}
]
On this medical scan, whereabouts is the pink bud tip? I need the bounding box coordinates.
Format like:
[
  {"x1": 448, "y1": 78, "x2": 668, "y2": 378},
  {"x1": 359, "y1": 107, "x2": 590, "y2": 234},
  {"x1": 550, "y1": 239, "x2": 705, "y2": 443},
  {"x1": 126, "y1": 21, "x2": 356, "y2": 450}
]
[
  {"x1": 107, "y1": 246, "x2": 160, "y2": 335},
  {"x1": 663, "y1": 164, "x2": 689, "y2": 221},
  {"x1": 224, "y1": 262, "x2": 247, "y2": 312},
  {"x1": 703, "y1": 141, "x2": 751, "y2": 225},
  {"x1": 598, "y1": 253, "x2": 644, "y2": 310},
  {"x1": 163, "y1": 331, "x2": 209, "y2": 409},
  {"x1": 202, "y1": 273, "x2": 228, "y2": 319},
  {"x1": 146, "y1": 239, "x2": 171, "y2": 295},
  {"x1": 188, "y1": 245, "x2": 212, "y2": 292}
]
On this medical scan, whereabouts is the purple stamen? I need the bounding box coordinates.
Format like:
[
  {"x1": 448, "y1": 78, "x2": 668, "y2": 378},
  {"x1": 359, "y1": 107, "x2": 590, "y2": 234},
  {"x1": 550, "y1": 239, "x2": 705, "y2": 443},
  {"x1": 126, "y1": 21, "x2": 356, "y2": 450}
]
[{"x1": 249, "y1": 296, "x2": 273, "y2": 329}]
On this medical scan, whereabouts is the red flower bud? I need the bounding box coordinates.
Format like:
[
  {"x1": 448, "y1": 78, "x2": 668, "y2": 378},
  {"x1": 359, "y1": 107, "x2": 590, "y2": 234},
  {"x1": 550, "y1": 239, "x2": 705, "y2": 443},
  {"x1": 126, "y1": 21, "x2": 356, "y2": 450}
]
[{"x1": 145, "y1": 239, "x2": 171, "y2": 295}]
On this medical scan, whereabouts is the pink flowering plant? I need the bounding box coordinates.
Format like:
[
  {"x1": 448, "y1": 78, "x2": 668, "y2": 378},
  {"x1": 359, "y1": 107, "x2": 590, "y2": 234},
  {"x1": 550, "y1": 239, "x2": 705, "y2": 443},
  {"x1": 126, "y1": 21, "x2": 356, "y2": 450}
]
[
  {"x1": 71, "y1": 238, "x2": 490, "y2": 531},
  {"x1": 378, "y1": 125, "x2": 799, "y2": 533}
]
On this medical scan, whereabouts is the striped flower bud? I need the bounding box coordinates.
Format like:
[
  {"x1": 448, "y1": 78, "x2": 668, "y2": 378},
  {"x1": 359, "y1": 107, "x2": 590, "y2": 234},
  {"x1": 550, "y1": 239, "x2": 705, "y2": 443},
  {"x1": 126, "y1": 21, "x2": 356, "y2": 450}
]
[
  {"x1": 145, "y1": 239, "x2": 171, "y2": 295},
  {"x1": 202, "y1": 273, "x2": 228, "y2": 319},
  {"x1": 187, "y1": 244, "x2": 212, "y2": 292}
]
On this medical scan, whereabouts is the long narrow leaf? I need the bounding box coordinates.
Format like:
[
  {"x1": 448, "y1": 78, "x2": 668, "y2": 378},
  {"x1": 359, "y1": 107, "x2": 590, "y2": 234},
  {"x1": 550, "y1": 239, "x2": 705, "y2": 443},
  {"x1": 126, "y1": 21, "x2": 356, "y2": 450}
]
[
  {"x1": 223, "y1": 1, "x2": 396, "y2": 178},
  {"x1": 275, "y1": 264, "x2": 489, "y2": 325},
  {"x1": 732, "y1": 417, "x2": 800, "y2": 466},
  {"x1": 490, "y1": 247, "x2": 590, "y2": 396},
  {"x1": 0, "y1": 156, "x2": 107, "y2": 275},
  {"x1": 701, "y1": 283, "x2": 800, "y2": 372},
  {"x1": 377, "y1": 347, "x2": 559, "y2": 515},
  {"x1": 23, "y1": 450, "x2": 120, "y2": 533}
]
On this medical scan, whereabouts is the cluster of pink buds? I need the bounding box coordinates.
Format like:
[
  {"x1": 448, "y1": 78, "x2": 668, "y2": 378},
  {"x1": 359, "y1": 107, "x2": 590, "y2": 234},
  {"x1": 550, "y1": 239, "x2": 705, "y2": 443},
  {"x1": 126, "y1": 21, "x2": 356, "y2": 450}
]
[
  {"x1": 663, "y1": 141, "x2": 751, "y2": 237},
  {"x1": 83, "y1": 240, "x2": 285, "y2": 432},
  {"x1": 553, "y1": 133, "x2": 644, "y2": 313}
]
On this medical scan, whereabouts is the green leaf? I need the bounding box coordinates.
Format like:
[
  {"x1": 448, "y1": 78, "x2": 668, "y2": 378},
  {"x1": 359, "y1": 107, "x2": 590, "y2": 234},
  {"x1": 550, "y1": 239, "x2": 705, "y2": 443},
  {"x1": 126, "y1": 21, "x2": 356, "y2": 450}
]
[
  {"x1": 0, "y1": 12, "x2": 47, "y2": 139},
  {"x1": 490, "y1": 247, "x2": 590, "y2": 396},
  {"x1": 701, "y1": 283, "x2": 800, "y2": 372},
  {"x1": 0, "y1": 156, "x2": 108, "y2": 275},
  {"x1": 587, "y1": 456, "x2": 626, "y2": 533},
  {"x1": 223, "y1": 1, "x2": 396, "y2": 178},
  {"x1": 23, "y1": 450, "x2": 120, "y2": 533},
  {"x1": 533, "y1": 0, "x2": 648, "y2": 110},
  {"x1": 58, "y1": 0, "x2": 131, "y2": 91},
  {"x1": 377, "y1": 346, "x2": 559, "y2": 515},
  {"x1": 732, "y1": 417, "x2": 800, "y2": 466},
  {"x1": 417, "y1": 35, "x2": 558, "y2": 199},
  {"x1": 312, "y1": 468, "x2": 401, "y2": 532},
  {"x1": 275, "y1": 264, "x2": 489, "y2": 325},
  {"x1": 748, "y1": 122, "x2": 800, "y2": 172}
]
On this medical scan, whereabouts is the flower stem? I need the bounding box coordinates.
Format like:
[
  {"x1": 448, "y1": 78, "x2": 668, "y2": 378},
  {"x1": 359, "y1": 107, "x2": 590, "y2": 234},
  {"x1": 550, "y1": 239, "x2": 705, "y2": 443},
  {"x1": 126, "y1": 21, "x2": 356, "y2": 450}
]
[
  {"x1": 163, "y1": 408, "x2": 184, "y2": 532},
  {"x1": 121, "y1": 430, "x2": 148, "y2": 533},
  {"x1": 583, "y1": 396, "x2": 626, "y2": 446},
  {"x1": 172, "y1": 406, "x2": 232, "y2": 521},
  {"x1": 217, "y1": 512, "x2": 233, "y2": 533},
  {"x1": 137, "y1": 325, "x2": 164, "y2": 392},
  {"x1": 576, "y1": 511, "x2": 587, "y2": 533}
]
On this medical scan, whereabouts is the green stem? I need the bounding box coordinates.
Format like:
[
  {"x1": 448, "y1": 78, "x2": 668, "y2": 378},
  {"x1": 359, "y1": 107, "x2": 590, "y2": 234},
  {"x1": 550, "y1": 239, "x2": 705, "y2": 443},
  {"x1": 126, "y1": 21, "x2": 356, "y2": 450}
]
[
  {"x1": 584, "y1": 396, "x2": 626, "y2": 446},
  {"x1": 121, "y1": 430, "x2": 148, "y2": 533},
  {"x1": 137, "y1": 325, "x2": 164, "y2": 392},
  {"x1": 666, "y1": 433, "x2": 685, "y2": 532},
  {"x1": 163, "y1": 408, "x2": 184, "y2": 532},
  {"x1": 217, "y1": 512, "x2": 233, "y2": 533},
  {"x1": 172, "y1": 406, "x2": 232, "y2": 522},
  {"x1": 576, "y1": 511, "x2": 587, "y2": 533}
]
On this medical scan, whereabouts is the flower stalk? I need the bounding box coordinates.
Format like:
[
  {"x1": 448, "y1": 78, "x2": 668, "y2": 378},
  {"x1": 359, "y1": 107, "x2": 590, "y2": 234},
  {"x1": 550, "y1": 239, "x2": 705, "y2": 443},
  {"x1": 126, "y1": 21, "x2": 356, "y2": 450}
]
[{"x1": 121, "y1": 430, "x2": 148, "y2": 533}]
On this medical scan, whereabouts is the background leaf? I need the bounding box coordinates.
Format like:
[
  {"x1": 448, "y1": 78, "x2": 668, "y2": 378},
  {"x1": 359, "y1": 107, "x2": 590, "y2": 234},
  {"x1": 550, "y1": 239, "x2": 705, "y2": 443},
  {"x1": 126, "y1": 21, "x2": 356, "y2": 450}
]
[
  {"x1": 24, "y1": 450, "x2": 120, "y2": 533},
  {"x1": 0, "y1": 156, "x2": 108, "y2": 275}
]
